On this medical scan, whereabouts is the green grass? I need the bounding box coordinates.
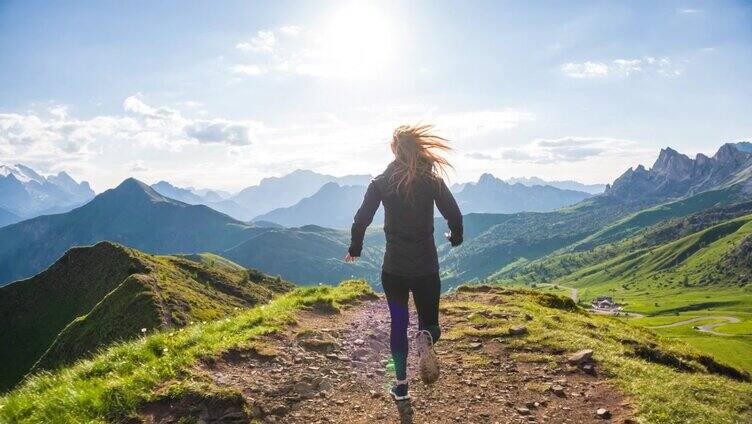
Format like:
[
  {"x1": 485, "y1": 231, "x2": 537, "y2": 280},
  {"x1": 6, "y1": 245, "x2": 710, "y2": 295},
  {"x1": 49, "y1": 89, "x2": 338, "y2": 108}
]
[
  {"x1": 574, "y1": 186, "x2": 741, "y2": 251},
  {"x1": 496, "y1": 212, "x2": 752, "y2": 373},
  {"x1": 448, "y1": 287, "x2": 752, "y2": 423},
  {"x1": 0, "y1": 242, "x2": 293, "y2": 392},
  {"x1": 0, "y1": 280, "x2": 374, "y2": 423}
]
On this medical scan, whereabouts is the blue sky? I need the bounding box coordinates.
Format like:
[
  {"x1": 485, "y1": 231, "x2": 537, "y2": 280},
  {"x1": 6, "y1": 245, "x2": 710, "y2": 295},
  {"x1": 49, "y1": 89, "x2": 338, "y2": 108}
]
[{"x1": 1, "y1": 0, "x2": 751, "y2": 191}]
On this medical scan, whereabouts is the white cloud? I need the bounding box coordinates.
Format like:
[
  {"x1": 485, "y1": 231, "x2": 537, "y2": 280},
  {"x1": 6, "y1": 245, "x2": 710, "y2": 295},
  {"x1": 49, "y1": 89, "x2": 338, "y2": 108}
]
[
  {"x1": 127, "y1": 160, "x2": 149, "y2": 172},
  {"x1": 678, "y1": 8, "x2": 703, "y2": 14},
  {"x1": 236, "y1": 30, "x2": 276, "y2": 53},
  {"x1": 0, "y1": 96, "x2": 263, "y2": 175},
  {"x1": 231, "y1": 8, "x2": 399, "y2": 81},
  {"x1": 560, "y1": 61, "x2": 609, "y2": 78},
  {"x1": 48, "y1": 105, "x2": 68, "y2": 119},
  {"x1": 498, "y1": 137, "x2": 649, "y2": 164},
  {"x1": 185, "y1": 119, "x2": 256, "y2": 145},
  {"x1": 230, "y1": 64, "x2": 266, "y2": 76},
  {"x1": 278, "y1": 25, "x2": 301, "y2": 36},
  {"x1": 434, "y1": 110, "x2": 535, "y2": 138},
  {"x1": 561, "y1": 57, "x2": 683, "y2": 79}
]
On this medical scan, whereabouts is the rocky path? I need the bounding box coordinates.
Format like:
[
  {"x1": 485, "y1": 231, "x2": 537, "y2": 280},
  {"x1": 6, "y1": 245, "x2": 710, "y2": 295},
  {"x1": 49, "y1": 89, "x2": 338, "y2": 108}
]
[
  {"x1": 143, "y1": 291, "x2": 635, "y2": 423},
  {"x1": 649, "y1": 316, "x2": 741, "y2": 336}
]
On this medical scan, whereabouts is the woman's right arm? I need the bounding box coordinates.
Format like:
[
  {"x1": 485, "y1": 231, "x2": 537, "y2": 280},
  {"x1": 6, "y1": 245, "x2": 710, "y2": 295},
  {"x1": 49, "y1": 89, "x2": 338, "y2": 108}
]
[
  {"x1": 435, "y1": 179, "x2": 463, "y2": 246},
  {"x1": 348, "y1": 180, "x2": 382, "y2": 258}
]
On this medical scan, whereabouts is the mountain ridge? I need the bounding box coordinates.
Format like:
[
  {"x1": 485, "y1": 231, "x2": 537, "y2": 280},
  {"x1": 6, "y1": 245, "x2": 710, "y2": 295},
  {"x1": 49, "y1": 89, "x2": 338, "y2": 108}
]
[
  {"x1": 0, "y1": 241, "x2": 292, "y2": 392},
  {"x1": 605, "y1": 142, "x2": 752, "y2": 201}
]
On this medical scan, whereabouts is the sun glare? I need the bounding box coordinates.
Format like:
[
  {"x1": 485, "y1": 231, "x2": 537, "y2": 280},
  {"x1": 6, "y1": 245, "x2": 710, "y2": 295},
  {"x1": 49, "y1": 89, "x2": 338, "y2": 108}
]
[{"x1": 318, "y1": 2, "x2": 395, "y2": 79}]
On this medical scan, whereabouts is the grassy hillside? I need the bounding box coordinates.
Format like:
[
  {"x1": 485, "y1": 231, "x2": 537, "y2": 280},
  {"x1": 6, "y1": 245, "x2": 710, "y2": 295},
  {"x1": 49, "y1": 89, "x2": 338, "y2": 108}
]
[
  {"x1": 446, "y1": 286, "x2": 751, "y2": 423},
  {"x1": 495, "y1": 207, "x2": 752, "y2": 372},
  {"x1": 573, "y1": 185, "x2": 743, "y2": 251},
  {"x1": 0, "y1": 242, "x2": 292, "y2": 392},
  {"x1": 437, "y1": 195, "x2": 660, "y2": 285},
  {"x1": 0, "y1": 283, "x2": 749, "y2": 423},
  {"x1": 224, "y1": 225, "x2": 383, "y2": 285},
  {"x1": 0, "y1": 280, "x2": 374, "y2": 423}
]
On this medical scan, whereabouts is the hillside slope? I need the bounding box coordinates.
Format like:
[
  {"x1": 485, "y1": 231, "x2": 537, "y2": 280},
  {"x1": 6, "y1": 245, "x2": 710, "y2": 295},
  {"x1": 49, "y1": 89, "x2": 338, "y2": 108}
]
[
  {"x1": 0, "y1": 242, "x2": 292, "y2": 392},
  {"x1": 495, "y1": 204, "x2": 752, "y2": 371},
  {"x1": 0, "y1": 283, "x2": 749, "y2": 423},
  {"x1": 224, "y1": 225, "x2": 383, "y2": 284}
]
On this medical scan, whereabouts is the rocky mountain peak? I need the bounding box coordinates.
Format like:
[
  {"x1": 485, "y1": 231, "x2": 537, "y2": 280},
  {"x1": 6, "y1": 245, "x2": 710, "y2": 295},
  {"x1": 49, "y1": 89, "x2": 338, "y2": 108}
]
[
  {"x1": 651, "y1": 147, "x2": 693, "y2": 179},
  {"x1": 606, "y1": 143, "x2": 752, "y2": 201},
  {"x1": 713, "y1": 143, "x2": 750, "y2": 166}
]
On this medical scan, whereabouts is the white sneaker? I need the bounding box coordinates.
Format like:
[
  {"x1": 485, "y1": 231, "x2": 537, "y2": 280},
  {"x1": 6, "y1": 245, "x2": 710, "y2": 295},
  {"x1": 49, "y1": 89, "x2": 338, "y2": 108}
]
[{"x1": 415, "y1": 330, "x2": 439, "y2": 384}]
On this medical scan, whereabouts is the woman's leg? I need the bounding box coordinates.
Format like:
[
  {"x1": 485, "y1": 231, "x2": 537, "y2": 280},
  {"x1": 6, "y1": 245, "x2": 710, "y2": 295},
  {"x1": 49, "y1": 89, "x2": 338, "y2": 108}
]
[
  {"x1": 412, "y1": 273, "x2": 441, "y2": 343},
  {"x1": 381, "y1": 272, "x2": 410, "y2": 381}
]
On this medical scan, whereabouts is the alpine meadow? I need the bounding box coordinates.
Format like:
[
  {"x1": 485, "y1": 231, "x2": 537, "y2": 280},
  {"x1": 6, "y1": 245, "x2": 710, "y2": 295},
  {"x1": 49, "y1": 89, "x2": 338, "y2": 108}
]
[{"x1": 1, "y1": 2, "x2": 751, "y2": 423}]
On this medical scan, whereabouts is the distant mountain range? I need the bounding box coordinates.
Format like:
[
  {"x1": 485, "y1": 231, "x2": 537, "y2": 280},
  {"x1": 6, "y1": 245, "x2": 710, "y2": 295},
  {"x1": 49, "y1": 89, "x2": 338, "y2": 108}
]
[
  {"x1": 454, "y1": 174, "x2": 593, "y2": 214},
  {"x1": 150, "y1": 170, "x2": 373, "y2": 222},
  {"x1": 150, "y1": 180, "x2": 250, "y2": 220},
  {"x1": 0, "y1": 164, "x2": 94, "y2": 221},
  {"x1": 230, "y1": 170, "x2": 372, "y2": 220},
  {"x1": 251, "y1": 173, "x2": 593, "y2": 228},
  {"x1": 605, "y1": 143, "x2": 752, "y2": 201},
  {"x1": 505, "y1": 176, "x2": 606, "y2": 194},
  {"x1": 253, "y1": 183, "x2": 383, "y2": 228},
  {"x1": 0, "y1": 241, "x2": 292, "y2": 391},
  {"x1": 0, "y1": 178, "x2": 382, "y2": 287}
]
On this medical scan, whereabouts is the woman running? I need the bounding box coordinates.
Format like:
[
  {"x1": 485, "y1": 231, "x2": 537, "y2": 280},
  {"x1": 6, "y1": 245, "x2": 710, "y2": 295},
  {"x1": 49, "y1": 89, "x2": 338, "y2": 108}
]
[{"x1": 344, "y1": 124, "x2": 463, "y2": 401}]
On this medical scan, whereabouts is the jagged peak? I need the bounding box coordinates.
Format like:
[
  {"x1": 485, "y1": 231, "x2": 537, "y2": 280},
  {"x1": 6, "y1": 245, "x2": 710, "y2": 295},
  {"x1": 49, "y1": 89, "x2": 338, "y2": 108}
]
[
  {"x1": 478, "y1": 173, "x2": 500, "y2": 185},
  {"x1": 713, "y1": 143, "x2": 749, "y2": 163},
  {"x1": 652, "y1": 147, "x2": 692, "y2": 174}
]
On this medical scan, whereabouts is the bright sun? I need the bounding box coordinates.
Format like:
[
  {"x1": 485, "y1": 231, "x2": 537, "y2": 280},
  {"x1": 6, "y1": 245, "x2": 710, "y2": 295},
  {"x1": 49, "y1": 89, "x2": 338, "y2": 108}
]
[{"x1": 319, "y1": 2, "x2": 395, "y2": 79}]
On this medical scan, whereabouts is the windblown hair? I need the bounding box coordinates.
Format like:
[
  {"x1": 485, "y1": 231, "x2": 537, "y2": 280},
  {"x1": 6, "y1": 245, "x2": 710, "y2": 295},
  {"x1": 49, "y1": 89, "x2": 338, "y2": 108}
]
[{"x1": 389, "y1": 124, "x2": 452, "y2": 199}]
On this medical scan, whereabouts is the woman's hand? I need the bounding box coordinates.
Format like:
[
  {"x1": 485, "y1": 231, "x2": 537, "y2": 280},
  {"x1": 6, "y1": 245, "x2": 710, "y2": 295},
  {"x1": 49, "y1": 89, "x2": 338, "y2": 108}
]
[{"x1": 344, "y1": 253, "x2": 358, "y2": 263}]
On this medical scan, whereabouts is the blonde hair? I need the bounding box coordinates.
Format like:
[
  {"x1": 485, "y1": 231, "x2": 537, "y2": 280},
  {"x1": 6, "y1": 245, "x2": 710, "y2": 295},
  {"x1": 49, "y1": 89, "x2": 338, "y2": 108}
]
[{"x1": 390, "y1": 124, "x2": 452, "y2": 198}]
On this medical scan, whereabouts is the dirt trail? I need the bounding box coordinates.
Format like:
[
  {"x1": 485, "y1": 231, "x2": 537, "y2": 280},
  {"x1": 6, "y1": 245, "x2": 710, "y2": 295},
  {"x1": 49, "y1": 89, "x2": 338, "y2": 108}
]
[
  {"x1": 142, "y1": 291, "x2": 634, "y2": 423},
  {"x1": 649, "y1": 316, "x2": 740, "y2": 336}
]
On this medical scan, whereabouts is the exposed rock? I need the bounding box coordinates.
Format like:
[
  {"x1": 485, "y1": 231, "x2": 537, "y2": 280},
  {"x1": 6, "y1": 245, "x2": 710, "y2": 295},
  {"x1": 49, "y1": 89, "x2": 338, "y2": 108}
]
[
  {"x1": 509, "y1": 325, "x2": 528, "y2": 336},
  {"x1": 568, "y1": 349, "x2": 594, "y2": 365},
  {"x1": 596, "y1": 408, "x2": 612, "y2": 419},
  {"x1": 516, "y1": 406, "x2": 531, "y2": 415},
  {"x1": 550, "y1": 384, "x2": 566, "y2": 397},
  {"x1": 297, "y1": 331, "x2": 339, "y2": 353}
]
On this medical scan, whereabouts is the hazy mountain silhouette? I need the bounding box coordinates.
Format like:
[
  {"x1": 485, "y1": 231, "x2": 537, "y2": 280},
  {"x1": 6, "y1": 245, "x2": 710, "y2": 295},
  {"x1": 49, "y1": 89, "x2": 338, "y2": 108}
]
[
  {"x1": 506, "y1": 176, "x2": 606, "y2": 194},
  {"x1": 454, "y1": 173, "x2": 593, "y2": 213},
  {"x1": 151, "y1": 180, "x2": 251, "y2": 220},
  {"x1": 230, "y1": 170, "x2": 372, "y2": 220},
  {"x1": 253, "y1": 183, "x2": 385, "y2": 228},
  {"x1": 0, "y1": 164, "x2": 94, "y2": 218},
  {"x1": 0, "y1": 207, "x2": 20, "y2": 228}
]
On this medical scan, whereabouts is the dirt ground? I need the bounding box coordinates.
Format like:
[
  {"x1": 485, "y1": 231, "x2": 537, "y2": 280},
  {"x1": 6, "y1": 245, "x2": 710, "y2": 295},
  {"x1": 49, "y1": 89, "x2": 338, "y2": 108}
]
[{"x1": 140, "y1": 291, "x2": 635, "y2": 424}]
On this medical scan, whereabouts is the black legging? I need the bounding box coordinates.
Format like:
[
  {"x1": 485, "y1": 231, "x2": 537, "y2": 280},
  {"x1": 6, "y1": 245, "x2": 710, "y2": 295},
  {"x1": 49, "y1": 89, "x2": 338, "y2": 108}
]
[{"x1": 381, "y1": 271, "x2": 441, "y2": 381}]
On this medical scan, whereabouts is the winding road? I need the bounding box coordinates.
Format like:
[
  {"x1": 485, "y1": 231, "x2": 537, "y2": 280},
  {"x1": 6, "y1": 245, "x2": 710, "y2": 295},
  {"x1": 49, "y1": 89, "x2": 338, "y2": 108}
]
[{"x1": 648, "y1": 316, "x2": 741, "y2": 336}]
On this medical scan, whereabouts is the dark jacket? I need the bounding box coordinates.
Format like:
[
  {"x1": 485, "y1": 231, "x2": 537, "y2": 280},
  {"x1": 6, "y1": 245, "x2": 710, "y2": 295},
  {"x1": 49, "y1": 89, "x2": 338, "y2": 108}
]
[{"x1": 348, "y1": 161, "x2": 463, "y2": 276}]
